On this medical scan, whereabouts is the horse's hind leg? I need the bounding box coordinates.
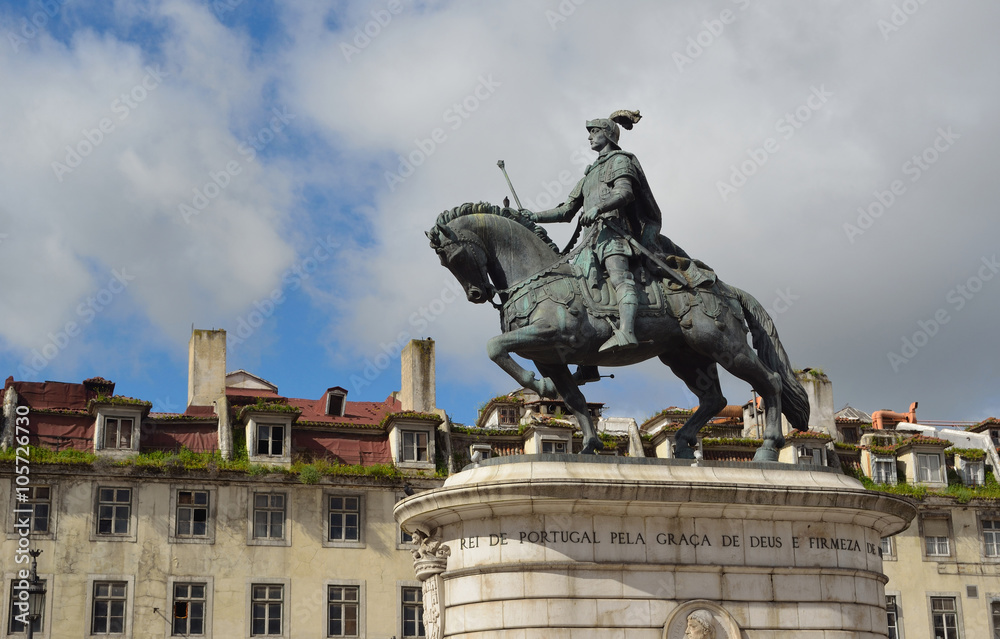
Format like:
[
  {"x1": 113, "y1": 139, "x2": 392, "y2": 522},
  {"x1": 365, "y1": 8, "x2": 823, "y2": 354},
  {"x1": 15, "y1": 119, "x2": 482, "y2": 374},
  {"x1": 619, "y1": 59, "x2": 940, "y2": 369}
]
[
  {"x1": 536, "y1": 362, "x2": 604, "y2": 454},
  {"x1": 711, "y1": 342, "x2": 783, "y2": 462},
  {"x1": 659, "y1": 352, "x2": 727, "y2": 459}
]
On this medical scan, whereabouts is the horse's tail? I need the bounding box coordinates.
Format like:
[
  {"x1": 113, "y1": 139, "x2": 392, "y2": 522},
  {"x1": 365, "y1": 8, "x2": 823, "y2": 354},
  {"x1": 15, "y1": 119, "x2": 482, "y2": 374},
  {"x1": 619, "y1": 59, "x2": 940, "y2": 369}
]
[{"x1": 731, "y1": 285, "x2": 810, "y2": 431}]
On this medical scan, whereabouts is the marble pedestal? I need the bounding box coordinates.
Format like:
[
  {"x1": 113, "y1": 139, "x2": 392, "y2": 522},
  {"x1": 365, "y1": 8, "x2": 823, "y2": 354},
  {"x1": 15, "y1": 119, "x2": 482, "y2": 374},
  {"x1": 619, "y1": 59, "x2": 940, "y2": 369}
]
[{"x1": 395, "y1": 457, "x2": 916, "y2": 639}]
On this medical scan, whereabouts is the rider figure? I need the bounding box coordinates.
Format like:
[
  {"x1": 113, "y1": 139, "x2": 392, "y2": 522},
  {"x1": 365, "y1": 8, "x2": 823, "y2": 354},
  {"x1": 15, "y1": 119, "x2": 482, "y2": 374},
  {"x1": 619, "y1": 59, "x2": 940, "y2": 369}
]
[{"x1": 529, "y1": 110, "x2": 654, "y2": 353}]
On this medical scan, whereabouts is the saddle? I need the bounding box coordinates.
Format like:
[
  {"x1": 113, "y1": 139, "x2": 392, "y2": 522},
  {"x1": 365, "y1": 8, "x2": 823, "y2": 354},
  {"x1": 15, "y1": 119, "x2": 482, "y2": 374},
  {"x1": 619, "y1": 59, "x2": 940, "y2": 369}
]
[{"x1": 501, "y1": 257, "x2": 734, "y2": 333}]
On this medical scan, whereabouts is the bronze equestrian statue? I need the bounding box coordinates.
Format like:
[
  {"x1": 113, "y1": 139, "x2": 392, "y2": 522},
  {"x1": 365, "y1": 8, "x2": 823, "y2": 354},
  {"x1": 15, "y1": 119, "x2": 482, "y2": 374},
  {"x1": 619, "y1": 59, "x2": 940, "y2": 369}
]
[{"x1": 427, "y1": 111, "x2": 809, "y2": 461}]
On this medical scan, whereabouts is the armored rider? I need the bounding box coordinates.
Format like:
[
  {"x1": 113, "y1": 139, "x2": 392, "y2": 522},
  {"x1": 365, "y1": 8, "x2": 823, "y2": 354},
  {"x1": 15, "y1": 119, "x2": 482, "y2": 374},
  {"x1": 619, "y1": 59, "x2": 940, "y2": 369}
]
[{"x1": 528, "y1": 109, "x2": 657, "y2": 353}]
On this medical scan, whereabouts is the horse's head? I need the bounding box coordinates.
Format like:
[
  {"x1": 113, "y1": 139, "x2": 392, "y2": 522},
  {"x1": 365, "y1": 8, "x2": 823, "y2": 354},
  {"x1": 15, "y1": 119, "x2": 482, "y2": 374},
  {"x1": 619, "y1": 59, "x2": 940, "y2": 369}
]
[{"x1": 426, "y1": 220, "x2": 495, "y2": 304}]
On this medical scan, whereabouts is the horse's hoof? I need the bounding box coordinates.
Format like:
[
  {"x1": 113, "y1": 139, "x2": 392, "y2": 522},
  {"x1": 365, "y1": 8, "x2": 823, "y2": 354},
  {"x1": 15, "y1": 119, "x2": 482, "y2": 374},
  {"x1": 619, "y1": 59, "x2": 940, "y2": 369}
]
[
  {"x1": 674, "y1": 446, "x2": 696, "y2": 460},
  {"x1": 580, "y1": 437, "x2": 605, "y2": 455},
  {"x1": 753, "y1": 447, "x2": 779, "y2": 463}
]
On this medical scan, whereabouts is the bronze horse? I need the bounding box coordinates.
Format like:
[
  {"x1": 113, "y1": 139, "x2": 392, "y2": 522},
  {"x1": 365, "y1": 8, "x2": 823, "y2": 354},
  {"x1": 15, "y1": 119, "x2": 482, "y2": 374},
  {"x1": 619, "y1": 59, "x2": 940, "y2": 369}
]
[{"x1": 427, "y1": 202, "x2": 808, "y2": 460}]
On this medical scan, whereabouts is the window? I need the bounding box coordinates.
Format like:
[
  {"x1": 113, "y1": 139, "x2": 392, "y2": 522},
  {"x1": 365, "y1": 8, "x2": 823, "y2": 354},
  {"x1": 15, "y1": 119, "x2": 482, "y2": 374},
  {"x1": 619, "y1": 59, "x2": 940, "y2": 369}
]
[
  {"x1": 172, "y1": 583, "x2": 206, "y2": 636},
  {"x1": 880, "y1": 536, "x2": 895, "y2": 559},
  {"x1": 885, "y1": 595, "x2": 900, "y2": 639},
  {"x1": 841, "y1": 426, "x2": 859, "y2": 444},
  {"x1": 251, "y1": 585, "x2": 283, "y2": 636},
  {"x1": 256, "y1": 424, "x2": 284, "y2": 457},
  {"x1": 797, "y1": 446, "x2": 822, "y2": 465},
  {"x1": 91, "y1": 581, "x2": 127, "y2": 635},
  {"x1": 402, "y1": 431, "x2": 428, "y2": 462},
  {"x1": 328, "y1": 586, "x2": 359, "y2": 637},
  {"x1": 984, "y1": 519, "x2": 1000, "y2": 557},
  {"x1": 20, "y1": 485, "x2": 51, "y2": 533},
  {"x1": 541, "y1": 440, "x2": 567, "y2": 454},
  {"x1": 930, "y1": 597, "x2": 959, "y2": 639},
  {"x1": 873, "y1": 457, "x2": 896, "y2": 484},
  {"x1": 97, "y1": 487, "x2": 131, "y2": 535},
  {"x1": 917, "y1": 453, "x2": 943, "y2": 482},
  {"x1": 498, "y1": 406, "x2": 519, "y2": 426},
  {"x1": 401, "y1": 587, "x2": 424, "y2": 638},
  {"x1": 926, "y1": 536, "x2": 950, "y2": 557},
  {"x1": 991, "y1": 429, "x2": 1000, "y2": 448},
  {"x1": 959, "y1": 459, "x2": 985, "y2": 486},
  {"x1": 924, "y1": 517, "x2": 951, "y2": 557},
  {"x1": 253, "y1": 493, "x2": 286, "y2": 540},
  {"x1": 991, "y1": 600, "x2": 1000, "y2": 639},
  {"x1": 102, "y1": 417, "x2": 133, "y2": 449},
  {"x1": 400, "y1": 526, "x2": 415, "y2": 545},
  {"x1": 176, "y1": 490, "x2": 210, "y2": 538},
  {"x1": 8, "y1": 579, "x2": 45, "y2": 634},
  {"x1": 328, "y1": 496, "x2": 360, "y2": 542}
]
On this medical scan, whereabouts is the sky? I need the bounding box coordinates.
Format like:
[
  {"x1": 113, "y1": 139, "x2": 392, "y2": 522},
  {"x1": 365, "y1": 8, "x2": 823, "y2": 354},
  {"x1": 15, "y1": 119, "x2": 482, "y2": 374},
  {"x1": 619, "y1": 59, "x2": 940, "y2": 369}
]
[{"x1": 0, "y1": 0, "x2": 997, "y2": 427}]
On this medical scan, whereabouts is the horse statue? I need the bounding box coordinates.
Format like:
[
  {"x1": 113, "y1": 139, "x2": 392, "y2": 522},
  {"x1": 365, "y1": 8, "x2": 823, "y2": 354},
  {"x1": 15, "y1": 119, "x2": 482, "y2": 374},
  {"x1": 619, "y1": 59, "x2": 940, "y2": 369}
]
[{"x1": 426, "y1": 202, "x2": 809, "y2": 461}]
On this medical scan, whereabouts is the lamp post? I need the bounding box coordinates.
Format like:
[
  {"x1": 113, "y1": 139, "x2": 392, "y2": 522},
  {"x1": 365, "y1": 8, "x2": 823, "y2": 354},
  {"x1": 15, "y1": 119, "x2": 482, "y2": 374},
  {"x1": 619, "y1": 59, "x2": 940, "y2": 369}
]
[{"x1": 25, "y1": 549, "x2": 44, "y2": 639}]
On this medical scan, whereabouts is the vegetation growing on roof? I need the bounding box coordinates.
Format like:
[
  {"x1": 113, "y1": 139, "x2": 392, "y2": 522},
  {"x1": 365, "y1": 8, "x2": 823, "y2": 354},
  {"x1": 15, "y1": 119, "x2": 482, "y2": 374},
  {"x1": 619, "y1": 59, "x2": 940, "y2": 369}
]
[
  {"x1": 237, "y1": 398, "x2": 301, "y2": 421},
  {"x1": 946, "y1": 447, "x2": 986, "y2": 461},
  {"x1": 701, "y1": 437, "x2": 764, "y2": 447},
  {"x1": 87, "y1": 395, "x2": 152, "y2": 411},
  {"x1": 378, "y1": 411, "x2": 442, "y2": 430},
  {"x1": 833, "y1": 442, "x2": 859, "y2": 452},
  {"x1": 786, "y1": 430, "x2": 832, "y2": 440}
]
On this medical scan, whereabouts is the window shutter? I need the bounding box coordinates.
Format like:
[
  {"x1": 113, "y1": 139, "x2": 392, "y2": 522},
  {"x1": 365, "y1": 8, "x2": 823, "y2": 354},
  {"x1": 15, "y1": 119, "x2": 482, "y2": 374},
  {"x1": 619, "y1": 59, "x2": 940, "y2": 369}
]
[{"x1": 923, "y1": 517, "x2": 949, "y2": 537}]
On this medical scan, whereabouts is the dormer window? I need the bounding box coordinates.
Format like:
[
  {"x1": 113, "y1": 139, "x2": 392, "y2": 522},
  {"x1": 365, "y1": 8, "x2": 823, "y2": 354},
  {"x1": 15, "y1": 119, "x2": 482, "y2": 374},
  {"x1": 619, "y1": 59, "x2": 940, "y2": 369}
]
[
  {"x1": 92, "y1": 405, "x2": 145, "y2": 457},
  {"x1": 326, "y1": 388, "x2": 348, "y2": 417},
  {"x1": 256, "y1": 424, "x2": 284, "y2": 457},
  {"x1": 103, "y1": 417, "x2": 134, "y2": 450},
  {"x1": 917, "y1": 453, "x2": 943, "y2": 483},
  {"x1": 498, "y1": 406, "x2": 519, "y2": 426}
]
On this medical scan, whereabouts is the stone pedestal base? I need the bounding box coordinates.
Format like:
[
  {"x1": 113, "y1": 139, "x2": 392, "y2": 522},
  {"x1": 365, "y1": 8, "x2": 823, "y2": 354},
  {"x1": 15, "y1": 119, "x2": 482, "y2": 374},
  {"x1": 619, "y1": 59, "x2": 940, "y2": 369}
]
[{"x1": 395, "y1": 457, "x2": 915, "y2": 638}]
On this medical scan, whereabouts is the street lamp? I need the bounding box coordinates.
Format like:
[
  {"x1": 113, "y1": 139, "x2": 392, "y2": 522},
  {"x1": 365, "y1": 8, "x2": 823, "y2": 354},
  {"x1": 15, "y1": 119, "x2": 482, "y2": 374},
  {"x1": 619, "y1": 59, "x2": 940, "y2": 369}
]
[{"x1": 25, "y1": 549, "x2": 44, "y2": 639}]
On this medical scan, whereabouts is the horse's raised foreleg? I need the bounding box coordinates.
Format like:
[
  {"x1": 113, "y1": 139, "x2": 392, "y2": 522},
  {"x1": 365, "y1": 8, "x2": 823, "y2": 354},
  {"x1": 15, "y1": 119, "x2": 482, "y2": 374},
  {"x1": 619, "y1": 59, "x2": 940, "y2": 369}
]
[
  {"x1": 536, "y1": 362, "x2": 604, "y2": 454},
  {"x1": 486, "y1": 328, "x2": 558, "y2": 399},
  {"x1": 659, "y1": 353, "x2": 726, "y2": 459}
]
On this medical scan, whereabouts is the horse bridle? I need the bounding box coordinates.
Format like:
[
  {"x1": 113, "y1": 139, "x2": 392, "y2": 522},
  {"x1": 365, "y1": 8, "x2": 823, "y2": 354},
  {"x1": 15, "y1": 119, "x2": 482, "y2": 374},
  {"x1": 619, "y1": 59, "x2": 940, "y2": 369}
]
[{"x1": 435, "y1": 229, "x2": 501, "y2": 308}]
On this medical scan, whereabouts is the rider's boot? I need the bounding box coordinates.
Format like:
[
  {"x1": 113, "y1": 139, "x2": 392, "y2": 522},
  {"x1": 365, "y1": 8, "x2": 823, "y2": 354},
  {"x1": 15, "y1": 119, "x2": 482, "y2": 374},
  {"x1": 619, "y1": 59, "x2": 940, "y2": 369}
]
[
  {"x1": 573, "y1": 365, "x2": 601, "y2": 385},
  {"x1": 600, "y1": 279, "x2": 639, "y2": 353}
]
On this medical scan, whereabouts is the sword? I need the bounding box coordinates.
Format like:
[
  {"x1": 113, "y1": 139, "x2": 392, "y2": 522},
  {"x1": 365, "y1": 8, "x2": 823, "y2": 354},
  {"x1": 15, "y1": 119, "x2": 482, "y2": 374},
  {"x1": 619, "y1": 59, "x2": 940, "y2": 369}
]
[
  {"x1": 602, "y1": 219, "x2": 688, "y2": 288},
  {"x1": 497, "y1": 160, "x2": 523, "y2": 210}
]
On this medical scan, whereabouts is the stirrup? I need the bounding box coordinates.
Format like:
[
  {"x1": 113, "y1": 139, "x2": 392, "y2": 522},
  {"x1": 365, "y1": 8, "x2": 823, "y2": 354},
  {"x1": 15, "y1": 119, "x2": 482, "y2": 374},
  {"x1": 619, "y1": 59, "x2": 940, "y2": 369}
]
[{"x1": 599, "y1": 329, "x2": 638, "y2": 354}]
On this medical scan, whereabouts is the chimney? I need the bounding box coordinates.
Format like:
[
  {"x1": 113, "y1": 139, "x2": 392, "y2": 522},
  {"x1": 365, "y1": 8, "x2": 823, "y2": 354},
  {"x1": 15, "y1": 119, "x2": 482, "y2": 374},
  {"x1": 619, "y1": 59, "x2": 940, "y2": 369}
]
[
  {"x1": 188, "y1": 329, "x2": 227, "y2": 408},
  {"x1": 400, "y1": 339, "x2": 435, "y2": 413},
  {"x1": 792, "y1": 368, "x2": 835, "y2": 436}
]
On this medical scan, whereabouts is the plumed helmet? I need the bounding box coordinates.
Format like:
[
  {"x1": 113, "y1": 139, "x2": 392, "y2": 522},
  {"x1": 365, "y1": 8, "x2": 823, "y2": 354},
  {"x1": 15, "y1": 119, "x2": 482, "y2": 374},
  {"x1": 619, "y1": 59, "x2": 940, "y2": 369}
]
[{"x1": 585, "y1": 109, "x2": 642, "y2": 147}]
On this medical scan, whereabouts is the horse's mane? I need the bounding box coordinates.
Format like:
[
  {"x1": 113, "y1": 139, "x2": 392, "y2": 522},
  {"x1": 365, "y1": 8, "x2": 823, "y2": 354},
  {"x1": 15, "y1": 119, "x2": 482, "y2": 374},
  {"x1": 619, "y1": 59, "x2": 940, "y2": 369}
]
[{"x1": 433, "y1": 202, "x2": 560, "y2": 253}]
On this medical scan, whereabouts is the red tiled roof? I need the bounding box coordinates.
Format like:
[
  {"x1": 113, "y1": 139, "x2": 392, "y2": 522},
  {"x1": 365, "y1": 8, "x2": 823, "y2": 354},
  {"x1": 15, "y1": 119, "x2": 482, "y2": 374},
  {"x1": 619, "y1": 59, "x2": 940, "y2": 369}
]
[{"x1": 288, "y1": 394, "x2": 401, "y2": 427}]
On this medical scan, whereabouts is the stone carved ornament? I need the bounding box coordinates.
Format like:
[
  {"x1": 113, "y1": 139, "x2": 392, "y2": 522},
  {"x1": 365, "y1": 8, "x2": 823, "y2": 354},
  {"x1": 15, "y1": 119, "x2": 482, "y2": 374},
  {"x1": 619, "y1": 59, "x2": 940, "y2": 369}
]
[
  {"x1": 663, "y1": 600, "x2": 741, "y2": 639},
  {"x1": 410, "y1": 526, "x2": 451, "y2": 639}
]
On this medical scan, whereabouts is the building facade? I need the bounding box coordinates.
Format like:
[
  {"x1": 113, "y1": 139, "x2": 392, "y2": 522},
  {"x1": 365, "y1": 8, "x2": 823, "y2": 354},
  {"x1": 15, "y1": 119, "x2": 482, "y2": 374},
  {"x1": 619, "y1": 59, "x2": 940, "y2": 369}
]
[{"x1": 2, "y1": 338, "x2": 999, "y2": 638}]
